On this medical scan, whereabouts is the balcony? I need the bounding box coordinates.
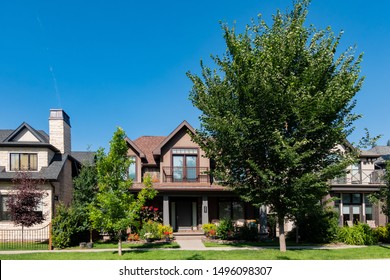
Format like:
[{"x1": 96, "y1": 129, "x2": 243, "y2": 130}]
[
  {"x1": 331, "y1": 169, "x2": 385, "y2": 185},
  {"x1": 162, "y1": 167, "x2": 209, "y2": 183}
]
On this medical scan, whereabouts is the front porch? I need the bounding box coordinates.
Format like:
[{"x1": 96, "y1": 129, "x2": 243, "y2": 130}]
[{"x1": 147, "y1": 194, "x2": 259, "y2": 232}]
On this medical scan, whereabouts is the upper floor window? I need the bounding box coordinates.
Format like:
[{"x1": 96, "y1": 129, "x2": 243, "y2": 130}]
[
  {"x1": 10, "y1": 153, "x2": 38, "y2": 171},
  {"x1": 128, "y1": 156, "x2": 136, "y2": 180},
  {"x1": 172, "y1": 148, "x2": 198, "y2": 182}
]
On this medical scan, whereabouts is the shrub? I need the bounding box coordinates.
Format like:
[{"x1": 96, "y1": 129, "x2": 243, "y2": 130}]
[
  {"x1": 51, "y1": 203, "x2": 78, "y2": 248},
  {"x1": 373, "y1": 225, "x2": 390, "y2": 243},
  {"x1": 288, "y1": 207, "x2": 339, "y2": 243},
  {"x1": 158, "y1": 224, "x2": 173, "y2": 238},
  {"x1": 202, "y1": 223, "x2": 217, "y2": 236},
  {"x1": 216, "y1": 219, "x2": 234, "y2": 240},
  {"x1": 139, "y1": 221, "x2": 161, "y2": 240},
  {"x1": 337, "y1": 223, "x2": 378, "y2": 245},
  {"x1": 237, "y1": 224, "x2": 259, "y2": 241},
  {"x1": 140, "y1": 206, "x2": 162, "y2": 223}
]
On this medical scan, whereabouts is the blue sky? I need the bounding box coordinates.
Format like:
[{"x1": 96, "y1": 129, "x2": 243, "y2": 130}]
[{"x1": 0, "y1": 0, "x2": 389, "y2": 151}]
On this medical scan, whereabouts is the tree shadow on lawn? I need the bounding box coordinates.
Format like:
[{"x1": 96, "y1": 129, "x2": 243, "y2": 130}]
[{"x1": 186, "y1": 253, "x2": 205, "y2": 260}]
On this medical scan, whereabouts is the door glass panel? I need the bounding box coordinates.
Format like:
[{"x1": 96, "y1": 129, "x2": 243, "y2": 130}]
[
  {"x1": 173, "y1": 156, "x2": 183, "y2": 181},
  {"x1": 186, "y1": 156, "x2": 197, "y2": 181}
]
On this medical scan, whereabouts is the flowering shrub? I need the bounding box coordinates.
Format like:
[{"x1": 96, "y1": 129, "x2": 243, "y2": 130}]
[
  {"x1": 209, "y1": 229, "x2": 216, "y2": 237},
  {"x1": 140, "y1": 206, "x2": 162, "y2": 223},
  {"x1": 139, "y1": 221, "x2": 161, "y2": 240},
  {"x1": 202, "y1": 223, "x2": 217, "y2": 236},
  {"x1": 158, "y1": 224, "x2": 173, "y2": 238},
  {"x1": 127, "y1": 233, "x2": 139, "y2": 241}
]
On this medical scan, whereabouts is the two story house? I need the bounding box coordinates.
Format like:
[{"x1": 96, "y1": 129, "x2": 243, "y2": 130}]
[
  {"x1": 126, "y1": 121, "x2": 258, "y2": 232},
  {"x1": 328, "y1": 146, "x2": 388, "y2": 227},
  {"x1": 127, "y1": 121, "x2": 389, "y2": 232},
  {"x1": 0, "y1": 109, "x2": 92, "y2": 230}
]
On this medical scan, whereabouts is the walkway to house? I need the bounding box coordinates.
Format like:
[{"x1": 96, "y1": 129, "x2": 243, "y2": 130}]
[{"x1": 173, "y1": 232, "x2": 207, "y2": 250}]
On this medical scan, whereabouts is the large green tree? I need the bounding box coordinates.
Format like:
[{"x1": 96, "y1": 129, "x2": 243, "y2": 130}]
[
  {"x1": 89, "y1": 127, "x2": 157, "y2": 256},
  {"x1": 187, "y1": 0, "x2": 361, "y2": 252}
]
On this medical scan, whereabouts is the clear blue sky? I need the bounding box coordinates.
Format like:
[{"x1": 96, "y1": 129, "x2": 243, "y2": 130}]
[{"x1": 0, "y1": 0, "x2": 389, "y2": 151}]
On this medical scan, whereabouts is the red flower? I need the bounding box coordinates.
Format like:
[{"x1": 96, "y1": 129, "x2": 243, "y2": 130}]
[{"x1": 154, "y1": 208, "x2": 158, "y2": 212}]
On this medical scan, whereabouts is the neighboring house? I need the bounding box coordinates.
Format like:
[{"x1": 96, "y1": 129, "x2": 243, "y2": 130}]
[
  {"x1": 0, "y1": 109, "x2": 93, "y2": 230},
  {"x1": 328, "y1": 145, "x2": 389, "y2": 227},
  {"x1": 127, "y1": 121, "x2": 258, "y2": 232}
]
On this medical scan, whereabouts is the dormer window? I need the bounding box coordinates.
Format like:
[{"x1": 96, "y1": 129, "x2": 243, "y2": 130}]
[{"x1": 10, "y1": 153, "x2": 38, "y2": 171}]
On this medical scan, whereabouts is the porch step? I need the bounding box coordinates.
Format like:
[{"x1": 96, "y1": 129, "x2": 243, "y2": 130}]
[{"x1": 173, "y1": 231, "x2": 205, "y2": 237}]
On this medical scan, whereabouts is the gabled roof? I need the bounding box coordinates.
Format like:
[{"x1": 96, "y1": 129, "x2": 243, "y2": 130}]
[
  {"x1": 152, "y1": 120, "x2": 196, "y2": 156},
  {"x1": 133, "y1": 136, "x2": 165, "y2": 165},
  {"x1": 0, "y1": 123, "x2": 58, "y2": 151},
  {"x1": 2, "y1": 122, "x2": 48, "y2": 143},
  {"x1": 125, "y1": 137, "x2": 146, "y2": 159}
]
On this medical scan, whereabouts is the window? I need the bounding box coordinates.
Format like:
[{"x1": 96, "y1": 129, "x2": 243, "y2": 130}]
[
  {"x1": 10, "y1": 153, "x2": 38, "y2": 171},
  {"x1": 0, "y1": 196, "x2": 11, "y2": 221},
  {"x1": 218, "y1": 199, "x2": 244, "y2": 220},
  {"x1": 128, "y1": 156, "x2": 136, "y2": 180},
  {"x1": 341, "y1": 193, "x2": 362, "y2": 225},
  {"x1": 364, "y1": 195, "x2": 373, "y2": 221},
  {"x1": 172, "y1": 148, "x2": 198, "y2": 182},
  {"x1": 0, "y1": 195, "x2": 43, "y2": 221}
]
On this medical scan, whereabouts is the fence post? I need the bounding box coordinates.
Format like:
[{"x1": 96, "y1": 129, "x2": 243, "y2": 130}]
[{"x1": 49, "y1": 222, "x2": 53, "y2": 250}]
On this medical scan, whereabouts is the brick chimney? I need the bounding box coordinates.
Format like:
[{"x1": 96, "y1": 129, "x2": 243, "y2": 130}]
[{"x1": 49, "y1": 109, "x2": 71, "y2": 154}]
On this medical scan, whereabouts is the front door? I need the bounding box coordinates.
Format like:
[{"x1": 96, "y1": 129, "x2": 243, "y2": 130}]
[{"x1": 171, "y1": 198, "x2": 197, "y2": 231}]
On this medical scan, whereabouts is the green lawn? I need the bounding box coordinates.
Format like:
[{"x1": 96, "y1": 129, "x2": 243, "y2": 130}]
[
  {"x1": 203, "y1": 240, "x2": 316, "y2": 247},
  {"x1": 1, "y1": 245, "x2": 390, "y2": 260},
  {"x1": 66, "y1": 241, "x2": 180, "y2": 250}
]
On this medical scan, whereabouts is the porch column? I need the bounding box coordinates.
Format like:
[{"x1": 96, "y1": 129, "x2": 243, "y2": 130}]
[
  {"x1": 259, "y1": 205, "x2": 268, "y2": 235},
  {"x1": 163, "y1": 195, "x2": 170, "y2": 226},
  {"x1": 202, "y1": 196, "x2": 209, "y2": 225}
]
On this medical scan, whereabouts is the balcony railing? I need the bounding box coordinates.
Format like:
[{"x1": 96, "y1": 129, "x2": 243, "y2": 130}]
[
  {"x1": 331, "y1": 169, "x2": 385, "y2": 185},
  {"x1": 162, "y1": 167, "x2": 209, "y2": 183}
]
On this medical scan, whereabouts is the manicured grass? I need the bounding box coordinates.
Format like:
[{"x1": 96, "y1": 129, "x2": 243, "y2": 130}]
[
  {"x1": 1, "y1": 245, "x2": 390, "y2": 260},
  {"x1": 66, "y1": 241, "x2": 180, "y2": 250},
  {"x1": 203, "y1": 239, "x2": 316, "y2": 247}
]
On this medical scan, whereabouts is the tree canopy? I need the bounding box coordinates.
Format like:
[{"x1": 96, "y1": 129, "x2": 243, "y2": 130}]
[
  {"x1": 89, "y1": 127, "x2": 157, "y2": 256},
  {"x1": 187, "y1": 0, "x2": 362, "y2": 251}
]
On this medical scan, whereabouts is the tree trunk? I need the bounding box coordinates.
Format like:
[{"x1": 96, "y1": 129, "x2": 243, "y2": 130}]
[
  {"x1": 118, "y1": 231, "x2": 123, "y2": 256},
  {"x1": 90, "y1": 228, "x2": 93, "y2": 243},
  {"x1": 295, "y1": 224, "x2": 299, "y2": 244},
  {"x1": 278, "y1": 216, "x2": 286, "y2": 252}
]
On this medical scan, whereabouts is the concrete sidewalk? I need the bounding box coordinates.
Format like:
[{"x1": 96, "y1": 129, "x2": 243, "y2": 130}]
[{"x1": 0, "y1": 237, "x2": 374, "y2": 254}]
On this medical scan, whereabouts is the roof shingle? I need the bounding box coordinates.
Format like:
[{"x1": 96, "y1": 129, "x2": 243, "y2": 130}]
[{"x1": 133, "y1": 136, "x2": 165, "y2": 165}]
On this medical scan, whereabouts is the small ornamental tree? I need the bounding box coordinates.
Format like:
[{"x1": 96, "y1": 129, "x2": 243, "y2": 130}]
[
  {"x1": 89, "y1": 127, "x2": 157, "y2": 256},
  {"x1": 7, "y1": 172, "x2": 47, "y2": 242}
]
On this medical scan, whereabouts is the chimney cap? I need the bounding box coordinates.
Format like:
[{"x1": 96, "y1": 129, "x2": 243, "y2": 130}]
[{"x1": 49, "y1": 109, "x2": 71, "y2": 127}]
